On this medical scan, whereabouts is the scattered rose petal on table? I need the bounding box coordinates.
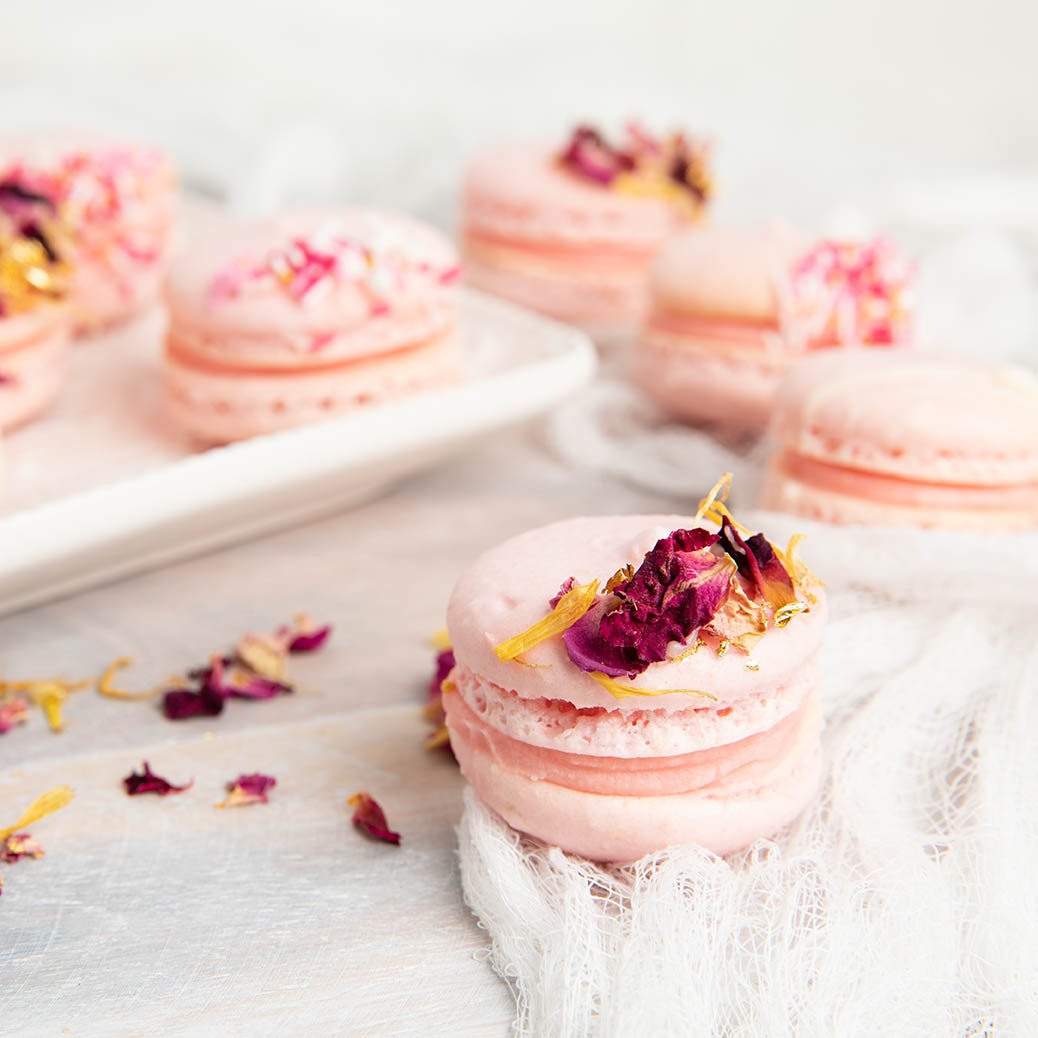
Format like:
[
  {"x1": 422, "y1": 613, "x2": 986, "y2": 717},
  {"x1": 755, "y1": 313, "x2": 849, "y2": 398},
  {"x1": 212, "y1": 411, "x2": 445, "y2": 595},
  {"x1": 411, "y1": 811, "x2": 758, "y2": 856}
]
[
  {"x1": 1, "y1": 833, "x2": 44, "y2": 863},
  {"x1": 277, "y1": 613, "x2": 333, "y2": 654},
  {"x1": 424, "y1": 646, "x2": 456, "y2": 753},
  {"x1": 0, "y1": 695, "x2": 29, "y2": 733},
  {"x1": 216, "y1": 773, "x2": 277, "y2": 808},
  {"x1": 123, "y1": 761, "x2": 192, "y2": 796},
  {"x1": 349, "y1": 792, "x2": 401, "y2": 846}
]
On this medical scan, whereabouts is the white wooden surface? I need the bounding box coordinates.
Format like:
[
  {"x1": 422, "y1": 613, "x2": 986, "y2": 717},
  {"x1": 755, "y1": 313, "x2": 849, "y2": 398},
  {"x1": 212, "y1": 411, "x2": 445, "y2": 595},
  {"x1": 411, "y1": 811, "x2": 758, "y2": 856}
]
[{"x1": 0, "y1": 431, "x2": 678, "y2": 1037}]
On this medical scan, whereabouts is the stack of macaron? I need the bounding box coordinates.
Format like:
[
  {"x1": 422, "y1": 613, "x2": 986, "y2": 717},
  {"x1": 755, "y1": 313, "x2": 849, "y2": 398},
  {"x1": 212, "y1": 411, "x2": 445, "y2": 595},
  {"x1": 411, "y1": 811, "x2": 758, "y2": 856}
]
[
  {"x1": 163, "y1": 207, "x2": 462, "y2": 443},
  {"x1": 762, "y1": 350, "x2": 1038, "y2": 531},
  {"x1": 0, "y1": 131, "x2": 177, "y2": 332},
  {"x1": 461, "y1": 124, "x2": 713, "y2": 332},
  {"x1": 444, "y1": 477, "x2": 825, "y2": 862},
  {"x1": 634, "y1": 226, "x2": 916, "y2": 435},
  {"x1": 0, "y1": 177, "x2": 72, "y2": 432}
]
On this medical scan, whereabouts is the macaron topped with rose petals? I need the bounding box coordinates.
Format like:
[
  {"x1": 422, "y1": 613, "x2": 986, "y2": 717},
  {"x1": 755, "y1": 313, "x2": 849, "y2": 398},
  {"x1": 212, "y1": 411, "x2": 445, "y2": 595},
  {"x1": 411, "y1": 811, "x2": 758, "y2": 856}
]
[
  {"x1": 0, "y1": 130, "x2": 176, "y2": 332},
  {"x1": 635, "y1": 226, "x2": 915, "y2": 433},
  {"x1": 462, "y1": 123, "x2": 713, "y2": 332},
  {"x1": 165, "y1": 207, "x2": 462, "y2": 443},
  {"x1": 0, "y1": 178, "x2": 72, "y2": 432},
  {"x1": 445, "y1": 476, "x2": 825, "y2": 863}
]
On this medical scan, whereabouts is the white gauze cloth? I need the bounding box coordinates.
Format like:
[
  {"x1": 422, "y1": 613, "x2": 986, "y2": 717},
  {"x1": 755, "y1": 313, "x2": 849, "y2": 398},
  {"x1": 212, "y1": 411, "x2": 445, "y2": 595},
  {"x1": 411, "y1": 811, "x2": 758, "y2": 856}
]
[{"x1": 457, "y1": 520, "x2": 1038, "y2": 1037}]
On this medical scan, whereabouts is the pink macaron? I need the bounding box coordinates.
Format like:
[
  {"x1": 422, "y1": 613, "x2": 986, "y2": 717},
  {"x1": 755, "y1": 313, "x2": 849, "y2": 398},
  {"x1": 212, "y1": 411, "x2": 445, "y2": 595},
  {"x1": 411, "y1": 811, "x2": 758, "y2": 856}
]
[
  {"x1": 762, "y1": 351, "x2": 1038, "y2": 530},
  {"x1": 634, "y1": 226, "x2": 915, "y2": 434},
  {"x1": 0, "y1": 130, "x2": 177, "y2": 333},
  {"x1": 461, "y1": 125, "x2": 712, "y2": 332},
  {"x1": 444, "y1": 482, "x2": 824, "y2": 863},
  {"x1": 0, "y1": 180, "x2": 72, "y2": 432},
  {"x1": 164, "y1": 207, "x2": 462, "y2": 443}
]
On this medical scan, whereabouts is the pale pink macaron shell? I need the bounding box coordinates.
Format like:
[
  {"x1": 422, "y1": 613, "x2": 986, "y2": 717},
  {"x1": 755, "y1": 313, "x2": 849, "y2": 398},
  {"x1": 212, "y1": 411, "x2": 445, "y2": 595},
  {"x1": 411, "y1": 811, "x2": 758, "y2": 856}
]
[
  {"x1": 449, "y1": 690, "x2": 823, "y2": 862},
  {"x1": 463, "y1": 142, "x2": 689, "y2": 248},
  {"x1": 450, "y1": 658, "x2": 817, "y2": 759},
  {"x1": 649, "y1": 222, "x2": 813, "y2": 324},
  {"x1": 447, "y1": 514, "x2": 826, "y2": 714},
  {"x1": 166, "y1": 207, "x2": 458, "y2": 368},
  {"x1": 0, "y1": 308, "x2": 71, "y2": 432},
  {"x1": 769, "y1": 351, "x2": 1038, "y2": 487},
  {"x1": 165, "y1": 329, "x2": 458, "y2": 443},
  {"x1": 0, "y1": 129, "x2": 177, "y2": 330}
]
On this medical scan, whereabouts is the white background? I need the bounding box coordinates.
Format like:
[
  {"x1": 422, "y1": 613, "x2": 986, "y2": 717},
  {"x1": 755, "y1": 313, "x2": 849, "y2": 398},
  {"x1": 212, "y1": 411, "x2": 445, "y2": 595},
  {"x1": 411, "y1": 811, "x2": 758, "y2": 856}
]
[{"x1": 2, "y1": 0, "x2": 1037, "y2": 226}]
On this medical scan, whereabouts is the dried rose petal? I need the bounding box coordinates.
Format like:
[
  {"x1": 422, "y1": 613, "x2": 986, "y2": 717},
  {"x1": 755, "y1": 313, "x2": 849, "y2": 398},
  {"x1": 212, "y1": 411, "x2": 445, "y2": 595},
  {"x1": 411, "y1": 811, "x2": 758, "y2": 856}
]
[
  {"x1": 548, "y1": 577, "x2": 578, "y2": 609},
  {"x1": 424, "y1": 648, "x2": 456, "y2": 755},
  {"x1": 202, "y1": 656, "x2": 293, "y2": 701},
  {"x1": 428, "y1": 648, "x2": 455, "y2": 703},
  {"x1": 217, "y1": 772, "x2": 276, "y2": 808},
  {"x1": 235, "y1": 634, "x2": 287, "y2": 680},
  {"x1": 558, "y1": 125, "x2": 635, "y2": 185},
  {"x1": 162, "y1": 685, "x2": 224, "y2": 721},
  {"x1": 0, "y1": 696, "x2": 29, "y2": 734},
  {"x1": 277, "y1": 613, "x2": 332, "y2": 654},
  {"x1": 1, "y1": 833, "x2": 44, "y2": 863},
  {"x1": 123, "y1": 761, "x2": 192, "y2": 797},
  {"x1": 563, "y1": 529, "x2": 732, "y2": 678},
  {"x1": 348, "y1": 792, "x2": 401, "y2": 846},
  {"x1": 719, "y1": 518, "x2": 796, "y2": 611}
]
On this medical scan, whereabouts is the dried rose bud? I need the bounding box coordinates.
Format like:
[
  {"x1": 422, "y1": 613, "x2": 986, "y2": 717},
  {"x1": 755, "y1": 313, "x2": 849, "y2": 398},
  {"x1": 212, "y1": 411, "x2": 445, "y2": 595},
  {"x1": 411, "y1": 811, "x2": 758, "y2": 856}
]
[
  {"x1": 348, "y1": 792, "x2": 401, "y2": 846},
  {"x1": 123, "y1": 761, "x2": 192, "y2": 796}
]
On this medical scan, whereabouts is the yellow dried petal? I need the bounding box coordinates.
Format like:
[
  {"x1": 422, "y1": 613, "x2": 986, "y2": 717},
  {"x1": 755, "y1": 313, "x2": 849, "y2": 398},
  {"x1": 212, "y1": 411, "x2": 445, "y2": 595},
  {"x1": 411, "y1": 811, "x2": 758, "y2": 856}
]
[
  {"x1": 237, "y1": 634, "x2": 286, "y2": 681},
  {"x1": 29, "y1": 682, "x2": 70, "y2": 732},
  {"x1": 588, "y1": 671, "x2": 717, "y2": 702},
  {"x1": 97, "y1": 657, "x2": 161, "y2": 701},
  {"x1": 424, "y1": 725, "x2": 451, "y2": 751},
  {"x1": 428, "y1": 628, "x2": 452, "y2": 651},
  {"x1": 604, "y1": 565, "x2": 634, "y2": 593},
  {"x1": 493, "y1": 579, "x2": 601, "y2": 663},
  {"x1": 694, "y1": 473, "x2": 733, "y2": 524},
  {"x1": 0, "y1": 786, "x2": 74, "y2": 842}
]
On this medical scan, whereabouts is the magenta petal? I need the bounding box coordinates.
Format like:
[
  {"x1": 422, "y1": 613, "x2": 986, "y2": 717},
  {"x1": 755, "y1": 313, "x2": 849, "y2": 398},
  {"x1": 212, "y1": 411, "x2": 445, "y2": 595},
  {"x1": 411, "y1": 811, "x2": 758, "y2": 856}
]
[
  {"x1": 286, "y1": 626, "x2": 331, "y2": 653},
  {"x1": 428, "y1": 648, "x2": 455, "y2": 702},
  {"x1": 123, "y1": 761, "x2": 192, "y2": 796},
  {"x1": 719, "y1": 518, "x2": 794, "y2": 605},
  {"x1": 564, "y1": 528, "x2": 729, "y2": 678},
  {"x1": 162, "y1": 688, "x2": 224, "y2": 721}
]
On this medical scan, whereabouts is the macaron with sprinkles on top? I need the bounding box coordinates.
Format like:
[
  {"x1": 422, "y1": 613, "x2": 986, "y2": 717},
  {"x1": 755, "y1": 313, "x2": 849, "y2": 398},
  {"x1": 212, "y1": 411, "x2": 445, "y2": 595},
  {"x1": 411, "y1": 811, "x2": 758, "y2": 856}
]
[
  {"x1": 0, "y1": 130, "x2": 176, "y2": 332},
  {"x1": 444, "y1": 476, "x2": 825, "y2": 863},
  {"x1": 462, "y1": 123, "x2": 713, "y2": 333},
  {"x1": 164, "y1": 207, "x2": 462, "y2": 443},
  {"x1": 635, "y1": 226, "x2": 915, "y2": 433}
]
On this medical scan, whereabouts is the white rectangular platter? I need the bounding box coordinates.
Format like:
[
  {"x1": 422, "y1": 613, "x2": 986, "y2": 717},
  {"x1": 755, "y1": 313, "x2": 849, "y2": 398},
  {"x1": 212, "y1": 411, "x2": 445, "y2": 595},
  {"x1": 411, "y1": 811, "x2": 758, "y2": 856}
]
[{"x1": 0, "y1": 289, "x2": 595, "y2": 616}]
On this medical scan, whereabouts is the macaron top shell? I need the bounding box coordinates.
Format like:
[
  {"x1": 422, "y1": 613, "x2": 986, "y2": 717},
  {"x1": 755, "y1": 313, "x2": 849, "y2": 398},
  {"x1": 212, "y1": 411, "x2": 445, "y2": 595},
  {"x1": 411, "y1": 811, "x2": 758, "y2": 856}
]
[
  {"x1": 771, "y1": 351, "x2": 1038, "y2": 486},
  {"x1": 167, "y1": 207, "x2": 459, "y2": 364},
  {"x1": 464, "y1": 143, "x2": 690, "y2": 248},
  {"x1": 649, "y1": 223, "x2": 811, "y2": 324},
  {"x1": 447, "y1": 514, "x2": 826, "y2": 714}
]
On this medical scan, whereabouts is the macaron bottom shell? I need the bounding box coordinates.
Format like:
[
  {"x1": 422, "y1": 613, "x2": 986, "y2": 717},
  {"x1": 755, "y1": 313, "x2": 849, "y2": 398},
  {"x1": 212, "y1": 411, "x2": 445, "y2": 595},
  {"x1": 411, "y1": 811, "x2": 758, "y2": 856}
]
[
  {"x1": 447, "y1": 688, "x2": 823, "y2": 863},
  {"x1": 165, "y1": 330, "x2": 460, "y2": 444},
  {"x1": 463, "y1": 234, "x2": 651, "y2": 330},
  {"x1": 762, "y1": 452, "x2": 1038, "y2": 531},
  {"x1": 0, "y1": 315, "x2": 71, "y2": 433}
]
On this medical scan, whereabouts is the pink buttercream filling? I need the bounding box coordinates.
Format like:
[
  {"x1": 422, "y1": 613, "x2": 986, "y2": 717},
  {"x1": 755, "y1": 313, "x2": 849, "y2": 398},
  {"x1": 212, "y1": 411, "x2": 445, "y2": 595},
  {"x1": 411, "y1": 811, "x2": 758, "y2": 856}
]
[
  {"x1": 446, "y1": 688, "x2": 815, "y2": 797},
  {"x1": 777, "y1": 449, "x2": 1038, "y2": 510}
]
